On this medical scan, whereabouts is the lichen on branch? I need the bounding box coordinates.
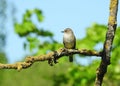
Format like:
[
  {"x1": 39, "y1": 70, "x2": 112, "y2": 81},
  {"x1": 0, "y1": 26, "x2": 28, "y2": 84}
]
[{"x1": 0, "y1": 48, "x2": 101, "y2": 71}]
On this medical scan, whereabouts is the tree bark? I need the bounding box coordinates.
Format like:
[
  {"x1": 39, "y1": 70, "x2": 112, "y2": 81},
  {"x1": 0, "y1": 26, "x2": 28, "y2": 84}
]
[{"x1": 94, "y1": 0, "x2": 119, "y2": 86}]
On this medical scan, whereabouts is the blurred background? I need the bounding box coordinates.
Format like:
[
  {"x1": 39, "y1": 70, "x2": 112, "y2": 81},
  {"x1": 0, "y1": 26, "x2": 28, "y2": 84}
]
[{"x1": 0, "y1": 0, "x2": 120, "y2": 86}]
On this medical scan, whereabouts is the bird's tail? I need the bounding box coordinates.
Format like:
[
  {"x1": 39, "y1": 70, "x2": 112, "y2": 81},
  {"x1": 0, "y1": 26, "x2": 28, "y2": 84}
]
[{"x1": 69, "y1": 55, "x2": 73, "y2": 62}]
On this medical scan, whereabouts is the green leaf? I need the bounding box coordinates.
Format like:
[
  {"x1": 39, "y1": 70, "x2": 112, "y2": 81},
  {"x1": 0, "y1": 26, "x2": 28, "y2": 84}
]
[{"x1": 34, "y1": 9, "x2": 44, "y2": 22}]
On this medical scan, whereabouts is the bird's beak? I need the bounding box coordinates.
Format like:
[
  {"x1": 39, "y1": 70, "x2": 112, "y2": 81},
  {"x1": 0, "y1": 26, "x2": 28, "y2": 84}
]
[{"x1": 61, "y1": 31, "x2": 64, "y2": 33}]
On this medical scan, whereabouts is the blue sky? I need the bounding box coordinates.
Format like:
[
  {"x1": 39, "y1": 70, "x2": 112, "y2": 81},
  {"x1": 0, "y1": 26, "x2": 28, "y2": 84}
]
[{"x1": 5, "y1": 0, "x2": 120, "y2": 63}]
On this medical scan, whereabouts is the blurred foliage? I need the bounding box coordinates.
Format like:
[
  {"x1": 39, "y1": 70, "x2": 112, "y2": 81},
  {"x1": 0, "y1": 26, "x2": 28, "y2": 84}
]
[
  {"x1": 0, "y1": 7, "x2": 120, "y2": 86},
  {"x1": 0, "y1": 52, "x2": 7, "y2": 85},
  {"x1": 14, "y1": 9, "x2": 54, "y2": 52},
  {"x1": 0, "y1": 0, "x2": 7, "y2": 51},
  {"x1": 0, "y1": 61, "x2": 72, "y2": 86},
  {"x1": 14, "y1": 9, "x2": 49, "y2": 37},
  {"x1": 77, "y1": 24, "x2": 106, "y2": 49},
  {"x1": 0, "y1": 0, "x2": 8, "y2": 85}
]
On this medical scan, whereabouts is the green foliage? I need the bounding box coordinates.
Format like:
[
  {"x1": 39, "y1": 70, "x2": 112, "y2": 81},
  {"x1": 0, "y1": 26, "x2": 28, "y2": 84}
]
[
  {"x1": 14, "y1": 9, "x2": 54, "y2": 52},
  {"x1": 0, "y1": 0, "x2": 8, "y2": 85},
  {"x1": 14, "y1": 9, "x2": 53, "y2": 37},
  {"x1": 77, "y1": 23, "x2": 107, "y2": 49},
  {"x1": 0, "y1": 52, "x2": 7, "y2": 63},
  {"x1": 1, "y1": 61, "x2": 72, "y2": 86},
  {"x1": 0, "y1": 52, "x2": 7, "y2": 85}
]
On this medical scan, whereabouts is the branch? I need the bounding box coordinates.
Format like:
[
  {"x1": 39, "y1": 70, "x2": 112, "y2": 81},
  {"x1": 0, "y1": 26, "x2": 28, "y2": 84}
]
[
  {"x1": 0, "y1": 48, "x2": 101, "y2": 71},
  {"x1": 95, "y1": 0, "x2": 119, "y2": 86}
]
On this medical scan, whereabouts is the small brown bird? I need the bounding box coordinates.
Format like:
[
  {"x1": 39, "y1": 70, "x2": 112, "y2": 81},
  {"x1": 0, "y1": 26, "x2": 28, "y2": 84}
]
[{"x1": 62, "y1": 28, "x2": 76, "y2": 62}]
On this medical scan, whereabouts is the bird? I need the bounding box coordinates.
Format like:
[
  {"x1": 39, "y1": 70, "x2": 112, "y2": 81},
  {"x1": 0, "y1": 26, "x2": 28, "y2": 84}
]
[{"x1": 61, "y1": 28, "x2": 76, "y2": 62}]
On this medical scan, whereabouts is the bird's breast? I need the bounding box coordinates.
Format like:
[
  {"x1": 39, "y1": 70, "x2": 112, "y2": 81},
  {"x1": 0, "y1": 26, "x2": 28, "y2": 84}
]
[{"x1": 63, "y1": 33, "x2": 75, "y2": 49}]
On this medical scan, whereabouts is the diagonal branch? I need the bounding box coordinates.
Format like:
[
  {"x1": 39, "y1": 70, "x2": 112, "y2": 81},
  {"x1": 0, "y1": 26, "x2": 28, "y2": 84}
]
[
  {"x1": 95, "y1": 0, "x2": 119, "y2": 86},
  {"x1": 0, "y1": 48, "x2": 101, "y2": 71}
]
